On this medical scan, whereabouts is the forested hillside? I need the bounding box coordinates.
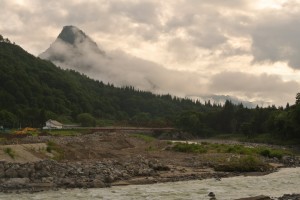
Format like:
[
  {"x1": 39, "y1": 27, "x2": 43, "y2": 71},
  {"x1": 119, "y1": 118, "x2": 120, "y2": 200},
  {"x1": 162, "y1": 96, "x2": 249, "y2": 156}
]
[
  {"x1": 0, "y1": 36, "x2": 299, "y2": 143},
  {"x1": 0, "y1": 37, "x2": 210, "y2": 128}
]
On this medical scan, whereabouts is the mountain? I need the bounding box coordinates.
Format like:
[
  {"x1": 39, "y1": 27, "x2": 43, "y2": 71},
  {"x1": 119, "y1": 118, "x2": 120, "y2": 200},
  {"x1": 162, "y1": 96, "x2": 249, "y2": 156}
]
[
  {"x1": 40, "y1": 25, "x2": 105, "y2": 70},
  {"x1": 0, "y1": 37, "x2": 207, "y2": 128},
  {"x1": 39, "y1": 26, "x2": 211, "y2": 97},
  {"x1": 40, "y1": 26, "x2": 272, "y2": 108}
]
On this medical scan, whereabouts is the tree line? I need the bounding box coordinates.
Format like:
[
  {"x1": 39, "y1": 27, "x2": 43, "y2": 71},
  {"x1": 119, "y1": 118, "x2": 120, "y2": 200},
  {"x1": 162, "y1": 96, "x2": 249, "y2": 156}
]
[{"x1": 176, "y1": 96, "x2": 300, "y2": 141}]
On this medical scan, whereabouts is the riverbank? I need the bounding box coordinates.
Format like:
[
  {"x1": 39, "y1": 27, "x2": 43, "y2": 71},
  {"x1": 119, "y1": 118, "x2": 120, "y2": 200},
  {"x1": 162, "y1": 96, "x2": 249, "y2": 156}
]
[
  {"x1": 0, "y1": 167, "x2": 299, "y2": 200},
  {"x1": 0, "y1": 132, "x2": 299, "y2": 193}
]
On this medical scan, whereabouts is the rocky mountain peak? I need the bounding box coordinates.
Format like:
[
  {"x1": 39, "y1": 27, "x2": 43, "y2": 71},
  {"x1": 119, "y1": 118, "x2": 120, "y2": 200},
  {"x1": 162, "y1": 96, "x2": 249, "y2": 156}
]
[
  {"x1": 58, "y1": 25, "x2": 88, "y2": 45},
  {"x1": 39, "y1": 25, "x2": 105, "y2": 64},
  {"x1": 56, "y1": 25, "x2": 99, "y2": 49}
]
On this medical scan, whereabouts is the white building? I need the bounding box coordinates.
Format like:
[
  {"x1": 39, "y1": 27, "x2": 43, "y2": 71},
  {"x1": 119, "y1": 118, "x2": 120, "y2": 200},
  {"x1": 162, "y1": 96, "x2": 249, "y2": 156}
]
[{"x1": 43, "y1": 119, "x2": 63, "y2": 129}]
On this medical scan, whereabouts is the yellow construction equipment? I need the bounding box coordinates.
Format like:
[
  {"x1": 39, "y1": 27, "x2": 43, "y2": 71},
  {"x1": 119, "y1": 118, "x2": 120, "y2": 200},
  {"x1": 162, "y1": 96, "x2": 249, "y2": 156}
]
[{"x1": 14, "y1": 127, "x2": 37, "y2": 135}]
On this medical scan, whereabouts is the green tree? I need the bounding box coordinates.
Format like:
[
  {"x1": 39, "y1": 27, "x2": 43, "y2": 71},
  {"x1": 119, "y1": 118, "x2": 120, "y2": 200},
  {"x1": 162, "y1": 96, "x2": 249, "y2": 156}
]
[
  {"x1": 177, "y1": 111, "x2": 204, "y2": 135},
  {"x1": 77, "y1": 113, "x2": 96, "y2": 127},
  {"x1": 296, "y1": 93, "x2": 300, "y2": 105},
  {"x1": 218, "y1": 100, "x2": 235, "y2": 133},
  {"x1": 0, "y1": 110, "x2": 17, "y2": 128}
]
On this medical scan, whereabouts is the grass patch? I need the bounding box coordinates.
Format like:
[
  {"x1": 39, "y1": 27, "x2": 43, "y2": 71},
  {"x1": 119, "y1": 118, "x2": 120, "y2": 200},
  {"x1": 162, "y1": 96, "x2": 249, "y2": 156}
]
[
  {"x1": 226, "y1": 145, "x2": 251, "y2": 154},
  {"x1": 145, "y1": 145, "x2": 158, "y2": 151},
  {"x1": 214, "y1": 155, "x2": 271, "y2": 172},
  {"x1": 3, "y1": 147, "x2": 16, "y2": 159},
  {"x1": 131, "y1": 133, "x2": 155, "y2": 143},
  {"x1": 48, "y1": 129, "x2": 85, "y2": 136},
  {"x1": 172, "y1": 143, "x2": 208, "y2": 153}
]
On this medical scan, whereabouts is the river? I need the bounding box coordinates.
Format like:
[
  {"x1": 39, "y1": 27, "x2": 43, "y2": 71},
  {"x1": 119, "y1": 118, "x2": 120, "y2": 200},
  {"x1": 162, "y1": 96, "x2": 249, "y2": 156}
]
[{"x1": 0, "y1": 167, "x2": 299, "y2": 200}]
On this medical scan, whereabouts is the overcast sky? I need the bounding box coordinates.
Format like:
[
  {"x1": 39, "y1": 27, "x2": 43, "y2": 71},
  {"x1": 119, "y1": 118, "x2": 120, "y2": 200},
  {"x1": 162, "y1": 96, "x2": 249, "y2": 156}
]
[{"x1": 1, "y1": 0, "x2": 300, "y2": 106}]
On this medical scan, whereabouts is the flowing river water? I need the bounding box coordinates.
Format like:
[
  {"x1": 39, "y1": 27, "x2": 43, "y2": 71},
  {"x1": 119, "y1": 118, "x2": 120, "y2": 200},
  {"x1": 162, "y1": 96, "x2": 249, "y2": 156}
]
[{"x1": 0, "y1": 167, "x2": 299, "y2": 200}]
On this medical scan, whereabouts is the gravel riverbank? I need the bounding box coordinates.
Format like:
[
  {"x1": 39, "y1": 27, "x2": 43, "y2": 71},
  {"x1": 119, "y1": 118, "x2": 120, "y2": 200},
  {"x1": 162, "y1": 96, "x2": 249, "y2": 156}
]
[{"x1": 0, "y1": 132, "x2": 299, "y2": 193}]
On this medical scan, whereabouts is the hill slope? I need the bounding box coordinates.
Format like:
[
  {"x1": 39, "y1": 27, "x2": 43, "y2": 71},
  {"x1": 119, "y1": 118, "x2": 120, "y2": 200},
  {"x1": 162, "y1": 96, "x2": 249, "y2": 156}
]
[{"x1": 0, "y1": 38, "x2": 207, "y2": 128}]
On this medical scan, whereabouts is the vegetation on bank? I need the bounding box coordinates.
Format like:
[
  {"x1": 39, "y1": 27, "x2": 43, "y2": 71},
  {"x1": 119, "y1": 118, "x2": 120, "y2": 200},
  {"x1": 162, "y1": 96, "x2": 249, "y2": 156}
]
[
  {"x1": 46, "y1": 141, "x2": 64, "y2": 160},
  {"x1": 169, "y1": 142, "x2": 292, "y2": 172},
  {"x1": 0, "y1": 35, "x2": 300, "y2": 144},
  {"x1": 170, "y1": 142, "x2": 292, "y2": 159},
  {"x1": 213, "y1": 155, "x2": 271, "y2": 172},
  {"x1": 3, "y1": 147, "x2": 16, "y2": 159},
  {"x1": 131, "y1": 133, "x2": 155, "y2": 143}
]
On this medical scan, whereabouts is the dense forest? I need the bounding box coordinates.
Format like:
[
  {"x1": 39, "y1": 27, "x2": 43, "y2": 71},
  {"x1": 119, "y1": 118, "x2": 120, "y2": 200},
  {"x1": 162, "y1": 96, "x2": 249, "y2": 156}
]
[{"x1": 0, "y1": 35, "x2": 299, "y2": 142}]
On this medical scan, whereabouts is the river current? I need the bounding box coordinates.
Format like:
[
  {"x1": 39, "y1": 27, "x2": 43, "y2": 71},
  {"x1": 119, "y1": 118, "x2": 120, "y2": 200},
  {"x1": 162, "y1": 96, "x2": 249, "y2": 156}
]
[{"x1": 1, "y1": 167, "x2": 299, "y2": 200}]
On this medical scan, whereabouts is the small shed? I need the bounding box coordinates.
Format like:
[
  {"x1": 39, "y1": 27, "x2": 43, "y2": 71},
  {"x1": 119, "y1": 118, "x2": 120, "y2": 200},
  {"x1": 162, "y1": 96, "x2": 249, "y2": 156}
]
[{"x1": 43, "y1": 119, "x2": 63, "y2": 129}]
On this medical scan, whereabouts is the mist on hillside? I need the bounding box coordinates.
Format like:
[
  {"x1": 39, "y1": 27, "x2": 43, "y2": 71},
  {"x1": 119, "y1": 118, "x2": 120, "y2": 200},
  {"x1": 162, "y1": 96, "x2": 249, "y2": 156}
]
[{"x1": 39, "y1": 26, "x2": 207, "y2": 98}]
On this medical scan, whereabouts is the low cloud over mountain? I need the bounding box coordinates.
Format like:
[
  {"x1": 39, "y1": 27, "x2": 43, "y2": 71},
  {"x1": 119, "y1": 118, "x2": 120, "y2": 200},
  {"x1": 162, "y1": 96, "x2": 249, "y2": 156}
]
[
  {"x1": 39, "y1": 25, "x2": 300, "y2": 106},
  {"x1": 40, "y1": 26, "x2": 206, "y2": 97}
]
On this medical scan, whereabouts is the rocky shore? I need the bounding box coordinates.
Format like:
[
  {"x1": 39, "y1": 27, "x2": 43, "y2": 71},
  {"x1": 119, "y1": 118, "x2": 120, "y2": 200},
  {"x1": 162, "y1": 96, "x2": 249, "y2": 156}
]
[
  {"x1": 235, "y1": 194, "x2": 300, "y2": 200},
  {"x1": 0, "y1": 132, "x2": 299, "y2": 194},
  {"x1": 0, "y1": 157, "x2": 232, "y2": 193}
]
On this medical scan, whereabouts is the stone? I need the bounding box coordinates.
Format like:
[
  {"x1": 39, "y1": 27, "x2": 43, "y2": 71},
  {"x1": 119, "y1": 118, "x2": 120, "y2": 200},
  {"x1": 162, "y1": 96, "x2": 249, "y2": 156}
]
[
  {"x1": 92, "y1": 179, "x2": 105, "y2": 188},
  {"x1": 208, "y1": 192, "x2": 216, "y2": 197},
  {"x1": 5, "y1": 168, "x2": 18, "y2": 178},
  {"x1": 17, "y1": 168, "x2": 31, "y2": 178},
  {"x1": 0, "y1": 166, "x2": 4, "y2": 178}
]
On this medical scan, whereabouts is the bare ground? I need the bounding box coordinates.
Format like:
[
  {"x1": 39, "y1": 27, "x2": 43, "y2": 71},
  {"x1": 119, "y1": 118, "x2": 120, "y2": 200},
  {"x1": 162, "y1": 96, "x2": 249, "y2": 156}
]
[{"x1": 0, "y1": 132, "x2": 280, "y2": 185}]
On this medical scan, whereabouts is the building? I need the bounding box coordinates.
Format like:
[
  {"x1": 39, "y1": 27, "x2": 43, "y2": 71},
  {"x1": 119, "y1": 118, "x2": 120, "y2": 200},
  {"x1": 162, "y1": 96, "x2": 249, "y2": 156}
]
[{"x1": 43, "y1": 119, "x2": 63, "y2": 129}]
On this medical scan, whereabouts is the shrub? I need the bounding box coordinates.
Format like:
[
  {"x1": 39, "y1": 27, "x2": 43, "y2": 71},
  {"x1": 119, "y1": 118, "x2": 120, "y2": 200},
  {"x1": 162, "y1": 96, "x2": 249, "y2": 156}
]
[
  {"x1": 259, "y1": 149, "x2": 271, "y2": 157},
  {"x1": 214, "y1": 155, "x2": 270, "y2": 172},
  {"x1": 258, "y1": 148, "x2": 285, "y2": 159},
  {"x1": 46, "y1": 141, "x2": 56, "y2": 153},
  {"x1": 226, "y1": 145, "x2": 251, "y2": 155},
  {"x1": 46, "y1": 141, "x2": 64, "y2": 160},
  {"x1": 132, "y1": 133, "x2": 155, "y2": 143},
  {"x1": 3, "y1": 147, "x2": 15, "y2": 159}
]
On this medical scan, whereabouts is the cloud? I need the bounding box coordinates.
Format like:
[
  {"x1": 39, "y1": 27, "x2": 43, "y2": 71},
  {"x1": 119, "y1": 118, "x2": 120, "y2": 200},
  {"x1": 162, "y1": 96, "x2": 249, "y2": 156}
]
[
  {"x1": 250, "y1": 1, "x2": 300, "y2": 69},
  {"x1": 40, "y1": 31, "x2": 207, "y2": 98},
  {"x1": 108, "y1": 0, "x2": 160, "y2": 25},
  {"x1": 209, "y1": 71, "x2": 300, "y2": 105},
  {"x1": 2, "y1": 0, "x2": 300, "y2": 106}
]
